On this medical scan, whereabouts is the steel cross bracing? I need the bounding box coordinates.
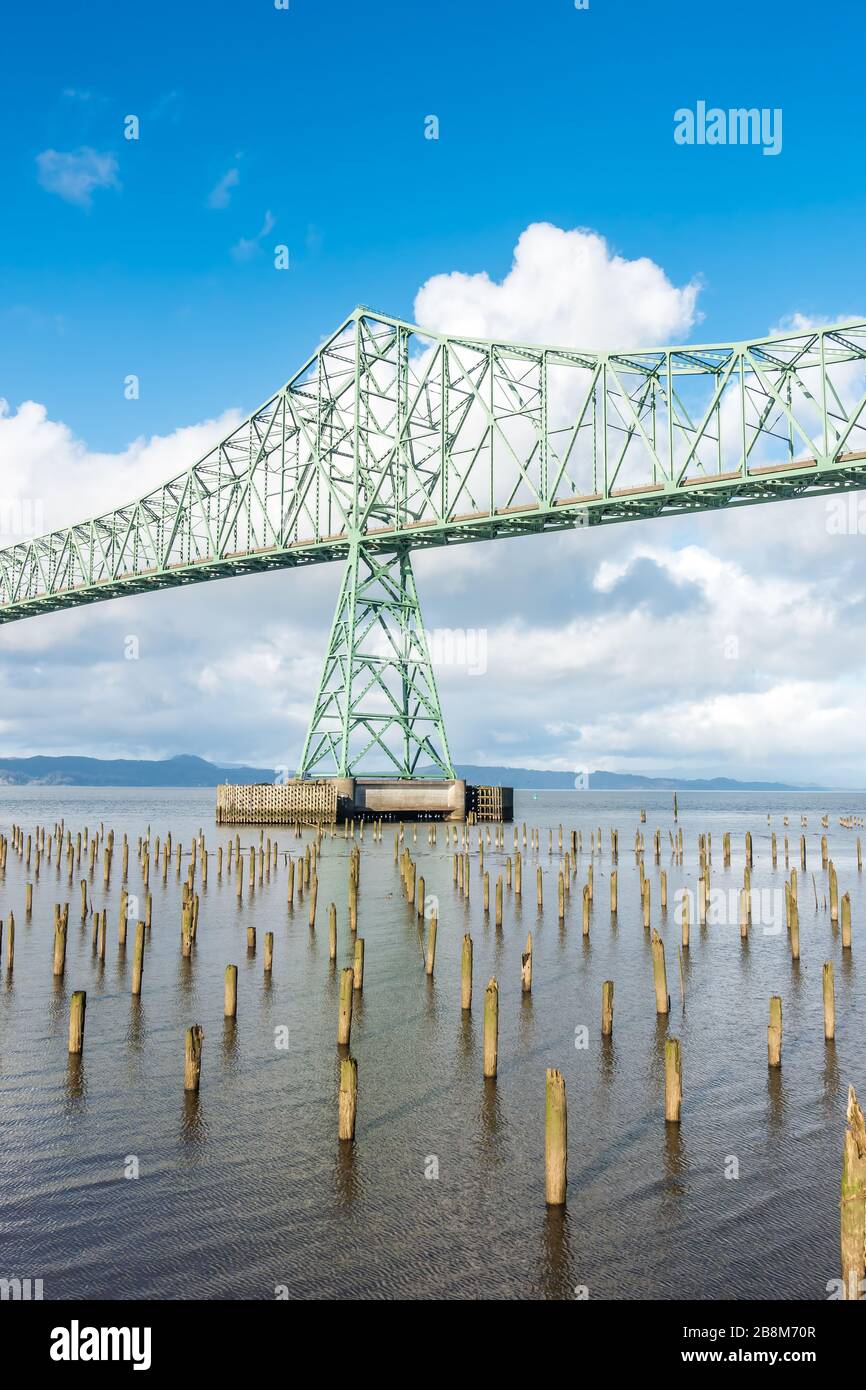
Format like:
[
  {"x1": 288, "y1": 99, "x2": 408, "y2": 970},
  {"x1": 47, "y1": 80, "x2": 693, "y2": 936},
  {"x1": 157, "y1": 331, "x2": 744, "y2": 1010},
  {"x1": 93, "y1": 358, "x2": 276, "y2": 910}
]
[{"x1": 2, "y1": 309, "x2": 866, "y2": 776}]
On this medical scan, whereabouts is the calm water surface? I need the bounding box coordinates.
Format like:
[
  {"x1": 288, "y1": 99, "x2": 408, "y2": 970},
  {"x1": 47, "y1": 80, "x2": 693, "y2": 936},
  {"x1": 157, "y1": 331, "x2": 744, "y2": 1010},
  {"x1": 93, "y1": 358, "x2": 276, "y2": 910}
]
[{"x1": 0, "y1": 787, "x2": 863, "y2": 1300}]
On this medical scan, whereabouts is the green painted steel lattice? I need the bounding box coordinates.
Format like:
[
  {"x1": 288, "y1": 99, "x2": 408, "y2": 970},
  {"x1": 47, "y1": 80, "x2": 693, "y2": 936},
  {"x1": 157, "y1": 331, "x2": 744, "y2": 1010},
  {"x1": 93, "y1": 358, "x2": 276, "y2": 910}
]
[{"x1": 3, "y1": 309, "x2": 866, "y2": 776}]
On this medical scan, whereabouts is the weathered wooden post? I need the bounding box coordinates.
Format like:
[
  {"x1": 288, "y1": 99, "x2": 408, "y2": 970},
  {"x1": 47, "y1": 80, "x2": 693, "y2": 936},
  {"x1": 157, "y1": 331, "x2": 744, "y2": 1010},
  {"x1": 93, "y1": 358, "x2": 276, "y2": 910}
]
[
  {"x1": 842, "y1": 892, "x2": 852, "y2": 949},
  {"x1": 131, "y1": 921, "x2": 145, "y2": 995},
  {"x1": 495, "y1": 874, "x2": 503, "y2": 927},
  {"x1": 789, "y1": 891, "x2": 800, "y2": 960},
  {"x1": 338, "y1": 968, "x2": 354, "y2": 1045},
  {"x1": 68, "y1": 991, "x2": 86, "y2": 1054},
  {"x1": 545, "y1": 1069, "x2": 567, "y2": 1206},
  {"x1": 610, "y1": 869, "x2": 618, "y2": 914},
  {"x1": 829, "y1": 861, "x2": 839, "y2": 924},
  {"x1": 264, "y1": 932, "x2": 274, "y2": 973},
  {"x1": 328, "y1": 903, "x2": 337, "y2": 962},
  {"x1": 308, "y1": 875, "x2": 318, "y2": 929},
  {"x1": 823, "y1": 961, "x2": 835, "y2": 1040},
  {"x1": 5, "y1": 912, "x2": 13, "y2": 973},
  {"x1": 602, "y1": 979, "x2": 614, "y2": 1036},
  {"x1": 521, "y1": 932, "x2": 532, "y2": 993},
  {"x1": 483, "y1": 978, "x2": 499, "y2": 1078},
  {"x1": 461, "y1": 934, "x2": 473, "y2": 1010},
  {"x1": 353, "y1": 936, "x2": 365, "y2": 991},
  {"x1": 184, "y1": 1025, "x2": 204, "y2": 1092},
  {"x1": 53, "y1": 916, "x2": 67, "y2": 977},
  {"x1": 338, "y1": 1055, "x2": 358, "y2": 1141},
  {"x1": 841, "y1": 1085, "x2": 866, "y2": 1300},
  {"x1": 664, "y1": 1038, "x2": 682, "y2": 1122},
  {"x1": 768, "y1": 996, "x2": 782, "y2": 1068},
  {"x1": 224, "y1": 964, "x2": 238, "y2": 1018},
  {"x1": 651, "y1": 929, "x2": 669, "y2": 1014},
  {"x1": 424, "y1": 911, "x2": 437, "y2": 978}
]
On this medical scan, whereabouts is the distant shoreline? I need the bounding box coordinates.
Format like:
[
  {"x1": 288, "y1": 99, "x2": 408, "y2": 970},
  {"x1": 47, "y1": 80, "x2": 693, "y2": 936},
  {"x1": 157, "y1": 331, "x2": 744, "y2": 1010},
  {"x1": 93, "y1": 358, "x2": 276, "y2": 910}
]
[{"x1": 0, "y1": 752, "x2": 838, "y2": 792}]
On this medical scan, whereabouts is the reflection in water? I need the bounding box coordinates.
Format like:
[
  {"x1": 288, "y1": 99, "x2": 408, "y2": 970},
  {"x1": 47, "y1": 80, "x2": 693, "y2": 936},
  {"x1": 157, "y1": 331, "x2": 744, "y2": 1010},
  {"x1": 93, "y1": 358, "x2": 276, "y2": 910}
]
[
  {"x1": 538, "y1": 1205, "x2": 574, "y2": 1299},
  {"x1": 65, "y1": 1055, "x2": 86, "y2": 1109},
  {"x1": 767, "y1": 1066, "x2": 785, "y2": 1135},
  {"x1": 180, "y1": 1094, "x2": 208, "y2": 1150},
  {"x1": 126, "y1": 1000, "x2": 144, "y2": 1050},
  {"x1": 334, "y1": 1139, "x2": 360, "y2": 1205},
  {"x1": 821, "y1": 1038, "x2": 840, "y2": 1110},
  {"x1": 663, "y1": 1121, "x2": 687, "y2": 1199},
  {"x1": 222, "y1": 1018, "x2": 239, "y2": 1067},
  {"x1": 479, "y1": 1076, "x2": 503, "y2": 1155}
]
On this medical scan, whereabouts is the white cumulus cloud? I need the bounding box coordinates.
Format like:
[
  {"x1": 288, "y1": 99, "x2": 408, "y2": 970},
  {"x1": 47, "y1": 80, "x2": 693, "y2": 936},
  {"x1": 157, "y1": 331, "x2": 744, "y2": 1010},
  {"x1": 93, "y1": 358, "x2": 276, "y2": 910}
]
[{"x1": 414, "y1": 222, "x2": 701, "y2": 349}]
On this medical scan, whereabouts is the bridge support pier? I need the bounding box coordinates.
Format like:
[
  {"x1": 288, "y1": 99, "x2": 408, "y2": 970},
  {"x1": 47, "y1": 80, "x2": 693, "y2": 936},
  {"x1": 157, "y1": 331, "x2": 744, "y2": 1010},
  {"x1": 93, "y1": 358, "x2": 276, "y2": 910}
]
[{"x1": 297, "y1": 539, "x2": 454, "y2": 780}]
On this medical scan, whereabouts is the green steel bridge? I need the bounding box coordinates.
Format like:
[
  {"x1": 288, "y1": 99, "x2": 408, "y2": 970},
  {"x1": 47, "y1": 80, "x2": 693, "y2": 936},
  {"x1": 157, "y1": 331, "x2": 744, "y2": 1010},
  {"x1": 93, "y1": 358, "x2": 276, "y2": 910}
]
[{"x1": 1, "y1": 309, "x2": 865, "y2": 780}]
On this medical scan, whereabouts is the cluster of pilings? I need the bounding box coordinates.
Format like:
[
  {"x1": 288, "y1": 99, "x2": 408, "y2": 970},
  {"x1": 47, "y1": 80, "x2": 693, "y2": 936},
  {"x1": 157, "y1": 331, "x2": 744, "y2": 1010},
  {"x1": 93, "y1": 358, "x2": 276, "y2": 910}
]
[{"x1": 0, "y1": 803, "x2": 864, "y2": 1296}]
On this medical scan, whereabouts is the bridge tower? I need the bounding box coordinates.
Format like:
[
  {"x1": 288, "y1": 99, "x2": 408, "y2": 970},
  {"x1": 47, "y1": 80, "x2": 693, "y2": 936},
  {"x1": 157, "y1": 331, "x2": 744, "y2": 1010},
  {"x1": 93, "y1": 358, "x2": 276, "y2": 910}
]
[{"x1": 297, "y1": 537, "x2": 454, "y2": 780}]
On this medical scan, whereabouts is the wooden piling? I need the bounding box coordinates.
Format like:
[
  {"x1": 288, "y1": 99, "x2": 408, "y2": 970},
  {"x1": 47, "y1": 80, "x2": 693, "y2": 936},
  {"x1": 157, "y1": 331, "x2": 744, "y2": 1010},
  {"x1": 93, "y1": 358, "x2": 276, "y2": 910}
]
[
  {"x1": 842, "y1": 892, "x2": 852, "y2": 949},
  {"x1": 354, "y1": 936, "x2": 365, "y2": 990},
  {"x1": 823, "y1": 961, "x2": 835, "y2": 1040},
  {"x1": 651, "y1": 929, "x2": 669, "y2": 1014},
  {"x1": 841, "y1": 1085, "x2": 866, "y2": 1300},
  {"x1": 544, "y1": 1069, "x2": 567, "y2": 1206},
  {"x1": 461, "y1": 934, "x2": 473, "y2": 1010},
  {"x1": 338, "y1": 1055, "x2": 358, "y2": 1141},
  {"x1": 264, "y1": 932, "x2": 274, "y2": 972},
  {"x1": 338, "y1": 968, "x2": 353, "y2": 1045},
  {"x1": 224, "y1": 964, "x2": 238, "y2": 1017},
  {"x1": 68, "y1": 991, "x2": 86, "y2": 1054},
  {"x1": 184, "y1": 1025, "x2": 204, "y2": 1091},
  {"x1": 328, "y1": 903, "x2": 337, "y2": 961},
  {"x1": 602, "y1": 979, "x2": 614, "y2": 1036},
  {"x1": 483, "y1": 978, "x2": 499, "y2": 1078},
  {"x1": 424, "y1": 912, "x2": 437, "y2": 977},
  {"x1": 131, "y1": 921, "x2": 145, "y2": 995},
  {"x1": 521, "y1": 932, "x2": 532, "y2": 992},
  {"x1": 53, "y1": 917, "x2": 67, "y2": 976},
  {"x1": 664, "y1": 1038, "x2": 682, "y2": 1122},
  {"x1": 768, "y1": 995, "x2": 782, "y2": 1067}
]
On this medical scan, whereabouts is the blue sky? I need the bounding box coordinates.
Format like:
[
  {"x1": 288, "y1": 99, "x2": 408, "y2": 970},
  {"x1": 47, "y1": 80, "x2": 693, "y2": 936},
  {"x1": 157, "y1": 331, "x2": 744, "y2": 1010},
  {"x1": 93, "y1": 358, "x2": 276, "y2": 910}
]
[
  {"x1": 2, "y1": 0, "x2": 866, "y2": 783},
  {"x1": 2, "y1": 0, "x2": 865, "y2": 447}
]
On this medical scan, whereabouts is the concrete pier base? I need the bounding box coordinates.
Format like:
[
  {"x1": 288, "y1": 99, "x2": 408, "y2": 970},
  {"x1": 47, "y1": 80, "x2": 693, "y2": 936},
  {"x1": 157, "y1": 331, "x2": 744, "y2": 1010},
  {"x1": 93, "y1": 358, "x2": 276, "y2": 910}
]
[{"x1": 216, "y1": 777, "x2": 512, "y2": 824}]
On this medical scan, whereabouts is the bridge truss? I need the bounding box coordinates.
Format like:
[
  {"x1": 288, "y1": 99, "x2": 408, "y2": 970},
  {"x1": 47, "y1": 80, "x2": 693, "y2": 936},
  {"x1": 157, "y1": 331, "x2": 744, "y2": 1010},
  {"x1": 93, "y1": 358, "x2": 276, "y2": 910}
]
[{"x1": 2, "y1": 310, "x2": 866, "y2": 776}]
